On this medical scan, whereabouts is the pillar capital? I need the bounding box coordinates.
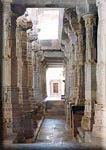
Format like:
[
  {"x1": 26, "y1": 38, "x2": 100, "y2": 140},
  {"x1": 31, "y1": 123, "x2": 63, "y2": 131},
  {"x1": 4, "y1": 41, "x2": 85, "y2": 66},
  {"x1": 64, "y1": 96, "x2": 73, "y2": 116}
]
[
  {"x1": 27, "y1": 29, "x2": 38, "y2": 43},
  {"x1": 83, "y1": 13, "x2": 96, "y2": 27},
  {"x1": 16, "y1": 15, "x2": 32, "y2": 31},
  {"x1": 96, "y1": 0, "x2": 106, "y2": 6}
]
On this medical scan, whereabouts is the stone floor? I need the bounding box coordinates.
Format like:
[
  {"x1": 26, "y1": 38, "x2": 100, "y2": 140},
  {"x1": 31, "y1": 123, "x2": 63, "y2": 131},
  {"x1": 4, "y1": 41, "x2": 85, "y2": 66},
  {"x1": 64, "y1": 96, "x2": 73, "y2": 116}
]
[{"x1": 36, "y1": 100, "x2": 75, "y2": 143}]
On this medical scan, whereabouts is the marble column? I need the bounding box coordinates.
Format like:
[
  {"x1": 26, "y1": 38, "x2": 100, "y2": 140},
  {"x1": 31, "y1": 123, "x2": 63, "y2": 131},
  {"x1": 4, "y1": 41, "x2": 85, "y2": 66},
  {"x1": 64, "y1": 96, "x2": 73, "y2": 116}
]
[
  {"x1": 75, "y1": 28, "x2": 85, "y2": 105},
  {"x1": 16, "y1": 26, "x2": 23, "y2": 108},
  {"x1": 2, "y1": 3, "x2": 24, "y2": 138},
  {"x1": 68, "y1": 31, "x2": 79, "y2": 103},
  {"x1": 2, "y1": 3, "x2": 13, "y2": 137},
  {"x1": 40, "y1": 62, "x2": 47, "y2": 100},
  {"x1": 27, "y1": 30, "x2": 34, "y2": 110},
  {"x1": 16, "y1": 15, "x2": 34, "y2": 138},
  {"x1": 93, "y1": 0, "x2": 106, "y2": 139},
  {"x1": 16, "y1": 23, "x2": 26, "y2": 138},
  {"x1": 32, "y1": 43, "x2": 43, "y2": 101},
  {"x1": 0, "y1": 2, "x2": 3, "y2": 141},
  {"x1": 81, "y1": 14, "x2": 97, "y2": 131},
  {"x1": 73, "y1": 36, "x2": 80, "y2": 104}
]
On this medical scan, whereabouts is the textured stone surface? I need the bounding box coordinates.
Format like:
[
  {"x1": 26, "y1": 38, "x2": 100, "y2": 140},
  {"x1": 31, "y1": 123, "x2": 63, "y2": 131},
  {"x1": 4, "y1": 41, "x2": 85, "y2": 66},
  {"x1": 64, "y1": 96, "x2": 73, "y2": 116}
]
[
  {"x1": 36, "y1": 100, "x2": 74, "y2": 143},
  {"x1": 1, "y1": 0, "x2": 106, "y2": 146}
]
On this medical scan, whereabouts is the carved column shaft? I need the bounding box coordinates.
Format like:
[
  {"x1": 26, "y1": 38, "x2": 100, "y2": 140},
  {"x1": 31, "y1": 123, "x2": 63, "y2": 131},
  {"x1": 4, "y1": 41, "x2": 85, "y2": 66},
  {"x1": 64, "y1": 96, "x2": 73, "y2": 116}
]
[
  {"x1": 40, "y1": 62, "x2": 47, "y2": 99},
  {"x1": 81, "y1": 14, "x2": 97, "y2": 131},
  {"x1": 75, "y1": 29, "x2": 85, "y2": 104},
  {"x1": 16, "y1": 16, "x2": 34, "y2": 139},
  {"x1": 93, "y1": 0, "x2": 106, "y2": 138},
  {"x1": 73, "y1": 37, "x2": 81, "y2": 104},
  {"x1": 2, "y1": 3, "x2": 23, "y2": 138},
  {"x1": 33, "y1": 50, "x2": 43, "y2": 101},
  {"x1": 2, "y1": 3, "x2": 13, "y2": 137},
  {"x1": 27, "y1": 32, "x2": 34, "y2": 108}
]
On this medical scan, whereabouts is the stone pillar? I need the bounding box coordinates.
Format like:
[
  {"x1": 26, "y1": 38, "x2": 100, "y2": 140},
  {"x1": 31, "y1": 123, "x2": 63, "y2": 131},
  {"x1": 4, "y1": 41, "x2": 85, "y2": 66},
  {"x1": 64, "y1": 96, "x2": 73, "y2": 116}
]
[
  {"x1": 16, "y1": 26, "x2": 23, "y2": 109},
  {"x1": 2, "y1": 3, "x2": 24, "y2": 138},
  {"x1": 75, "y1": 28, "x2": 85, "y2": 105},
  {"x1": 81, "y1": 14, "x2": 97, "y2": 131},
  {"x1": 73, "y1": 36, "x2": 80, "y2": 104},
  {"x1": 2, "y1": 3, "x2": 13, "y2": 137},
  {"x1": 0, "y1": 3, "x2": 3, "y2": 142},
  {"x1": 93, "y1": 0, "x2": 106, "y2": 139},
  {"x1": 16, "y1": 15, "x2": 33, "y2": 138},
  {"x1": 68, "y1": 32, "x2": 79, "y2": 103},
  {"x1": 61, "y1": 31, "x2": 77, "y2": 103},
  {"x1": 33, "y1": 47, "x2": 43, "y2": 101},
  {"x1": 27, "y1": 31, "x2": 34, "y2": 110},
  {"x1": 40, "y1": 62, "x2": 47, "y2": 100},
  {"x1": 16, "y1": 23, "x2": 26, "y2": 139}
]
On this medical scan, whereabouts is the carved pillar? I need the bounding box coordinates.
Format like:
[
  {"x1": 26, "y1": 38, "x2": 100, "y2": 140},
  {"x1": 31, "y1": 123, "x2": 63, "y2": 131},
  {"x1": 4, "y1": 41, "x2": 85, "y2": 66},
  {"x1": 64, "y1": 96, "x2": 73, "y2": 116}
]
[
  {"x1": 40, "y1": 61, "x2": 47, "y2": 100},
  {"x1": 68, "y1": 31, "x2": 78, "y2": 103},
  {"x1": 0, "y1": 2, "x2": 3, "y2": 141},
  {"x1": 27, "y1": 30, "x2": 34, "y2": 109},
  {"x1": 93, "y1": 0, "x2": 106, "y2": 139},
  {"x1": 16, "y1": 21, "x2": 26, "y2": 139},
  {"x1": 16, "y1": 15, "x2": 34, "y2": 138},
  {"x1": 61, "y1": 28, "x2": 77, "y2": 103},
  {"x1": 2, "y1": 3, "x2": 24, "y2": 138},
  {"x1": 75, "y1": 27, "x2": 85, "y2": 105},
  {"x1": 73, "y1": 36, "x2": 80, "y2": 104},
  {"x1": 16, "y1": 26, "x2": 23, "y2": 111},
  {"x1": 32, "y1": 41, "x2": 43, "y2": 101},
  {"x1": 27, "y1": 29, "x2": 38, "y2": 106},
  {"x1": 81, "y1": 14, "x2": 97, "y2": 131},
  {"x1": 2, "y1": 3, "x2": 13, "y2": 138}
]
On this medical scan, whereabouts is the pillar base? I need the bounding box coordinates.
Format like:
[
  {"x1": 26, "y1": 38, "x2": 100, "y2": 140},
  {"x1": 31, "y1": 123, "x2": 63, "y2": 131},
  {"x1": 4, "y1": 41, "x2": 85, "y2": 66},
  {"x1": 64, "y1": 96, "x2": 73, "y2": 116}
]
[
  {"x1": 93, "y1": 104, "x2": 106, "y2": 138},
  {"x1": 81, "y1": 99, "x2": 94, "y2": 131},
  {"x1": 24, "y1": 112, "x2": 34, "y2": 139},
  {"x1": 81, "y1": 116, "x2": 93, "y2": 131}
]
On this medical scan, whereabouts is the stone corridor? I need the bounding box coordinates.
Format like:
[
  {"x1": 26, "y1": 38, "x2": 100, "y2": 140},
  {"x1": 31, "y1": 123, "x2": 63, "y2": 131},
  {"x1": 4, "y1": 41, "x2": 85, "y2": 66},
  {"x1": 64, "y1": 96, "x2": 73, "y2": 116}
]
[
  {"x1": 1, "y1": 0, "x2": 106, "y2": 149},
  {"x1": 36, "y1": 101, "x2": 74, "y2": 143}
]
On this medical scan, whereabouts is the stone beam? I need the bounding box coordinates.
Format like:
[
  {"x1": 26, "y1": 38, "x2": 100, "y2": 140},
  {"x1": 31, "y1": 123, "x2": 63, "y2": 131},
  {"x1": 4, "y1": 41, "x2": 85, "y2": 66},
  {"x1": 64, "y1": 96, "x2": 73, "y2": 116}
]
[{"x1": 9, "y1": 0, "x2": 96, "y2": 7}]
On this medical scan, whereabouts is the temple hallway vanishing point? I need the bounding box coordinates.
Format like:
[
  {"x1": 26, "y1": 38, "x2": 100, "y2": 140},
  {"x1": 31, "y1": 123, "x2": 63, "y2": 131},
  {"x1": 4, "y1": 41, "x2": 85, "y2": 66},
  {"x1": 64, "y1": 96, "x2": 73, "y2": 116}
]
[{"x1": 1, "y1": 0, "x2": 106, "y2": 149}]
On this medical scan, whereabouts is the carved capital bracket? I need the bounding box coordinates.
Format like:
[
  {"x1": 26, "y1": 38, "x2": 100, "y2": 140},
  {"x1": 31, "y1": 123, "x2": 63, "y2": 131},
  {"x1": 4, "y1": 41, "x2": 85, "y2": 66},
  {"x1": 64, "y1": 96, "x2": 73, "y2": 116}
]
[
  {"x1": 96, "y1": 0, "x2": 106, "y2": 6},
  {"x1": 27, "y1": 29, "x2": 38, "y2": 43},
  {"x1": 83, "y1": 13, "x2": 97, "y2": 27},
  {"x1": 16, "y1": 15, "x2": 32, "y2": 31}
]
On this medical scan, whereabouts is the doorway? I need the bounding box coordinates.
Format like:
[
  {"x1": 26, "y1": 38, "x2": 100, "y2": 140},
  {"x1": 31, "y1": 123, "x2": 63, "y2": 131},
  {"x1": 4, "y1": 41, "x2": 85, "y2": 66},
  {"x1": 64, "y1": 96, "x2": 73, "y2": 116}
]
[{"x1": 46, "y1": 67, "x2": 65, "y2": 101}]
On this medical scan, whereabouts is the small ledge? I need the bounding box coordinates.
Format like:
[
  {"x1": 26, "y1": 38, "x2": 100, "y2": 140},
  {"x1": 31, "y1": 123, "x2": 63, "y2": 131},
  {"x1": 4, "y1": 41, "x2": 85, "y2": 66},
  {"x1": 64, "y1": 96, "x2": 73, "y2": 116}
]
[{"x1": 32, "y1": 116, "x2": 45, "y2": 142}]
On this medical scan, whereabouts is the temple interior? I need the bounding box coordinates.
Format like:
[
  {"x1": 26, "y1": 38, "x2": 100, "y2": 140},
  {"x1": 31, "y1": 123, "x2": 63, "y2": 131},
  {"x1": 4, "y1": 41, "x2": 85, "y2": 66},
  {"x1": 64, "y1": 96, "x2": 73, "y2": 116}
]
[{"x1": 0, "y1": 0, "x2": 106, "y2": 149}]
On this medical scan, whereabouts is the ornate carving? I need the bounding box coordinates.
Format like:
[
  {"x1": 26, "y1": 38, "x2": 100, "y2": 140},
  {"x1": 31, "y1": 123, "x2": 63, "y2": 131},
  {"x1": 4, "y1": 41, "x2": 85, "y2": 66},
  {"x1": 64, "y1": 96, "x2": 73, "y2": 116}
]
[
  {"x1": 96, "y1": 0, "x2": 106, "y2": 6},
  {"x1": 27, "y1": 29, "x2": 38, "y2": 43},
  {"x1": 83, "y1": 14, "x2": 96, "y2": 27},
  {"x1": 17, "y1": 15, "x2": 32, "y2": 30}
]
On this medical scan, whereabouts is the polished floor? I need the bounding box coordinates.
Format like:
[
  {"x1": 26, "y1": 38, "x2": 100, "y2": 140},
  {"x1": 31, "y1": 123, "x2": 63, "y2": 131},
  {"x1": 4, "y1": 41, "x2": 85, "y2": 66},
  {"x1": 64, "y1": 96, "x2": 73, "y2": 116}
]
[{"x1": 36, "y1": 100, "x2": 74, "y2": 143}]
